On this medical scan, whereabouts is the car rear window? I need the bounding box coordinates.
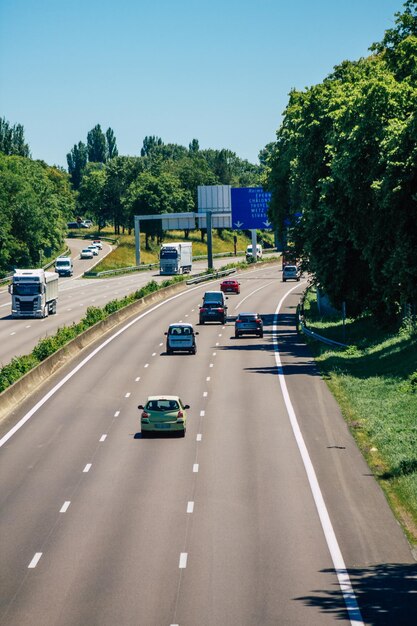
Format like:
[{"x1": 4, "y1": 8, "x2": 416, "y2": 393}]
[
  {"x1": 147, "y1": 399, "x2": 179, "y2": 411},
  {"x1": 239, "y1": 314, "x2": 257, "y2": 321}
]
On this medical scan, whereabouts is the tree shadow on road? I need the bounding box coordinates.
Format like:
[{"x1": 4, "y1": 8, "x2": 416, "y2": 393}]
[{"x1": 296, "y1": 563, "x2": 417, "y2": 625}]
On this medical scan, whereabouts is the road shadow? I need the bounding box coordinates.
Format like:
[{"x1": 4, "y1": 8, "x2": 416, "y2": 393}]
[{"x1": 295, "y1": 563, "x2": 417, "y2": 625}]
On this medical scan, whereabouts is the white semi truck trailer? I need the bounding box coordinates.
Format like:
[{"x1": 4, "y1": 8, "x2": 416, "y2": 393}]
[
  {"x1": 159, "y1": 242, "x2": 192, "y2": 275},
  {"x1": 8, "y1": 269, "x2": 59, "y2": 318}
]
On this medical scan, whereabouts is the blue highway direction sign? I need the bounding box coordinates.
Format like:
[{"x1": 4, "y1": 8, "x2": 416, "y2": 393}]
[{"x1": 231, "y1": 188, "x2": 272, "y2": 229}]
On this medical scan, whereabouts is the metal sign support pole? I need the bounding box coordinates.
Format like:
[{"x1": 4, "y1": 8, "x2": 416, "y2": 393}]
[
  {"x1": 207, "y1": 210, "x2": 213, "y2": 270},
  {"x1": 251, "y1": 229, "x2": 257, "y2": 263},
  {"x1": 134, "y1": 216, "x2": 140, "y2": 267}
]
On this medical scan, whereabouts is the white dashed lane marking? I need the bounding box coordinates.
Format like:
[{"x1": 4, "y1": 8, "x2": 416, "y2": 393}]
[
  {"x1": 193, "y1": 464, "x2": 199, "y2": 473},
  {"x1": 179, "y1": 553, "x2": 188, "y2": 568},
  {"x1": 197, "y1": 434, "x2": 202, "y2": 441},
  {"x1": 187, "y1": 502, "x2": 194, "y2": 513},
  {"x1": 114, "y1": 411, "x2": 120, "y2": 417},
  {"x1": 28, "y1": 553, "x2": 42, "y2": 568},
  {"x1": 83, "y1": 464, "x2": 92, "y2": 473},
  {"x1": 125, "y1": 392, "x2": 131, "y2": 398},
  {"x1": 99, "y1": 434, "x2": 107, "y2": 442},
  {"x1": 60, "y1": 501, "x2": 71, "y2": 513}
]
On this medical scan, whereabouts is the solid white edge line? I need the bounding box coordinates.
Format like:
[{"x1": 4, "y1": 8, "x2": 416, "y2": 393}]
[
  {"x1": 28, "y1": 552, "x2": 42, "y2": 568},
  {"x1": 274, "y1": 283, "x2": 363, "y2": 626},
  {"x1": 0, "y1": 280, "x2": 216, "y2": 448}
]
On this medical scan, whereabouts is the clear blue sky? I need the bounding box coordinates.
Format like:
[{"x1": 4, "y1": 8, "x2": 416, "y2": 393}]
[{"x1": 0, "y1": 0, "x2": 403, "y2": 168}]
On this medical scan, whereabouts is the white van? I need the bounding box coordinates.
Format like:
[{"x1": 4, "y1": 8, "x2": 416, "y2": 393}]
[
  {"x1": 55, "y1": 257, "x2": 73, "y2": 277},
  {"x1": 245, "y1": 244, "x2": 263, "y2": 261}
]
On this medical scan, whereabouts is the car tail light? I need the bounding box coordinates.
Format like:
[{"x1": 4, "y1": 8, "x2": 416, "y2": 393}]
[
  {"x1": 255, "y1": 318, "x2": 262, "y2": 324},
  {"x1": 216, "y1": 307, "x2": 224, "y2": 312},
  {"x1": 200, "y1": 307, "x2": 206, "y2": 312},
  {"x1": 177, "y1": 410, "x2": 184, "y2": 423},
  {"x1": 141, "y1": 411, "x2": 150, "y2": 420}
]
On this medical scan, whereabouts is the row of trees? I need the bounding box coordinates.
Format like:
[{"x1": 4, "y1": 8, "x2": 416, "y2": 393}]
[
  {"x1": 71, "y1": 132, "x2": 263, "y2": 239},
  {"x1": 265, "y1": 0, "x2": 417, "y2": 322},
  {"x1": 0, "y1": 152, "x2": 74, "y2": 274},
  {"x1": 0, "y1": 117, "x2": 30, "y2": 158}
]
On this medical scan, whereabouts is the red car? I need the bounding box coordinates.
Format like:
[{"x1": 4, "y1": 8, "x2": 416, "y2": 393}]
[{"x1": 220, "y1": 279, "x2": 240, "y2": 294}]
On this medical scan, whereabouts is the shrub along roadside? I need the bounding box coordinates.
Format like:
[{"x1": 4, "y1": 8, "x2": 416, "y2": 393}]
[
  {"x1": 0, "y1": 278, "x2": 181, "y2": 394},
  {"x1": 303, "y1": 288, "x2": 417, "y2": 546}
]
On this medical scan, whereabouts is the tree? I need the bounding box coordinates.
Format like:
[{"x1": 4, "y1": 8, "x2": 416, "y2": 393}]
[
  {"x1": 87, "y1": 124, "x2": 107, "y2": 163},
  {"x1": 106, "y1": 127, "x2": 118, "y2": 160},
  {"x1": 0, "y1": 117, "x2": 30, "y2": 157},
  {"x1": 67, "y1": 141, "x2": 88, "y2": 189},
  {"x1": 140, "y1": 135, "x2": 163, "y2": 157}
]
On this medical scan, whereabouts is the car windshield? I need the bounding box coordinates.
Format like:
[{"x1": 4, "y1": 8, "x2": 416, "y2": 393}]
[
  {"x1": 13, "y1": 283, "x2": 41, "y2": 296},
  {"x1": 147, "y1": 399, "x2": 179, "y2": 411},
  {"x1": 56, "y1": 260, "x2": 69, "y2": 266},
  {"x1": 160, "y1": 250, "x2": 178, "y2": 259}
]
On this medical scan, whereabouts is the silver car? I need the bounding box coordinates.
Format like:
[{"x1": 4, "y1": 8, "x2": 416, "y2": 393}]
[{"x1": 282, "y1": 265, "x2": 301, "y2": 282}]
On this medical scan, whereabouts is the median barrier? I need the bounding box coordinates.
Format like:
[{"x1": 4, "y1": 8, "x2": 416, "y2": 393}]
[{"x1": 0, "y1": 280, "x2": 189, "y2": 425}]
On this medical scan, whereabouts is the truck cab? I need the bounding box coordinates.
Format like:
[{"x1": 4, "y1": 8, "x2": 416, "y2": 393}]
[{"x1": 9, "y1": 269, "x2": 59, "y2": 318}]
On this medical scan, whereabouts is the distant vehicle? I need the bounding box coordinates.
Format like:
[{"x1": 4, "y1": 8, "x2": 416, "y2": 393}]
[
  {"x1": 138, "y1": 395, "x2": 190, "y2": 437},
  {"x1": 220, "y1": 279, "x2": 240, "y2": 294},
  {"x1": 282, "y1": 265, "x2": 301, "y2": 282},
  {"x1": 159, "y1": 242, "x2": 192, "y2": 275},
  {"x1": 92, "y1": 239, "x2": 103, "y2": 249},
  {"x1": 83, "y1": 219, "x2": 93, "y2": 228},
  {"x1": 87, "y1": 244, "x2": 99, "y2": 255},
  {"x1": 55, "y1": 256, "x2": 73, "y2": 277},
  {"x1": 8, "y1": 269, "x2": 59, "y2": 318},
  {"x1": 80, "y1": 248, "x2": 94, "y2": 259},
  {"x1": 165, "y1": 323, "x2": 198, "y2": 355},
  {"x1": 199, "y1": 291, "x2": 228, "y2": 324},
  {"x1": 245, "y1": 244, "x2": 263, "y2": 261},
  {"x1": 67, "y1": 221, "x2": 80, "y2": 229},
  {"x1": 235, "y1": 313, "x2": 263, "y2": 338}
]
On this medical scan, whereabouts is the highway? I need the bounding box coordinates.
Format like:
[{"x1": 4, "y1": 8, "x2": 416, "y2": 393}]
[
  {"x1": 0, "y1": 264, "x2": 416, "y2": 625},
  {"x1": 0, "y1": 238, "x2": 252, "y2": 367}
]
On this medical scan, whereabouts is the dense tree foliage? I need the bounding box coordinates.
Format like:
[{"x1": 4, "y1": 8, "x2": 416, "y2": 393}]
[
  {"x1": 0, "y1": 154, "x2": 74, "y2": 275},
  {"x1": 0, "y1": 117, "x2": 30, "y2": 157},
  {"x1": 265, "y1": 1, "x2": 417, "y2": 322},
  {"x1": 67, "y1": 141, "x2": 88, "y2": 190},
  {"x1": 68, "y1": 133, "x2": 263, "y2": 235}
]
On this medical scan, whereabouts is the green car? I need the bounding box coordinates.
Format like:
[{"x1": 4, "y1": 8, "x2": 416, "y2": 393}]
[{"x1": 138, "y1": 395, "x2": 190, "y2": 437}]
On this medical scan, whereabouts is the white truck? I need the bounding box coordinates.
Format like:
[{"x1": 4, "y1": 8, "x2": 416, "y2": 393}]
[
  {"x1": 159, "y1": 242, "x2": 192, "y2": 275},
  {"x1": 8, "y1": 269, "x2": 59, "y2": 318},
  {"x1": 245, "y1": 244, "x2": 263, "y2": 261}
]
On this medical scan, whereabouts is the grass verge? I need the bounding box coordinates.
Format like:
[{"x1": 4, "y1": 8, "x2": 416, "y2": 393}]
[
  {"x1": 92, "y1": 229, "x2": 275, "y2": 272},
  {"x1": 303, "y1": 288, "x2": 417, "y2": 545}
]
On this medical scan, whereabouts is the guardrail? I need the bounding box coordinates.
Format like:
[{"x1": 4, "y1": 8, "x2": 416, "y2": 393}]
[
  {"x1": 297, "y1": 298, "x2": 348, "y2": 348},
  {"x1": 186, "y1": 268, "x2": 236, "y2": 285},
  {"x1": 84, "y1": 263, "x2": 159, "y2": 278}
]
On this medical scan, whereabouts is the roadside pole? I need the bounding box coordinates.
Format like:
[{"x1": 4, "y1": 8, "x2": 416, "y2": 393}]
[
  {"x1": 207, "y1": 210, "x2": 213, "y2": 270},
  {"x1": 251, "y1": 229, "x2": 257, "y2": 263},
  {"x1": 134, "y1": 216, "x2": 140, "y2": 267}
]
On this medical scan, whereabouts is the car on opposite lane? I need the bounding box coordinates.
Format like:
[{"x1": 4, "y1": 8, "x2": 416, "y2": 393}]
[
  {"x1": 235, "y1": 313, "x2": 263, "y2": 338},
  {"x1": 220, "y1": 279, "x2": 240, "y2": 294},
  {"x1": 138, "y1": 395, "x2": 190, "y2": 437},
  {"x1": 282, "y1": 265, "x2": 301, "y2": 282},
  {"x1": 80, "y1": 248, "x2": 94, "y2": 259}
]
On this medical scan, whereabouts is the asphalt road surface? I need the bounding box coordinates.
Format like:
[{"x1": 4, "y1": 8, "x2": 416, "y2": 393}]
[
  {"x1": 0, "y1": 239, "x2": 257, "y2": 366},
  {"x1": 0, "y1": 264, "x2": 415, "y2": 625}
]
